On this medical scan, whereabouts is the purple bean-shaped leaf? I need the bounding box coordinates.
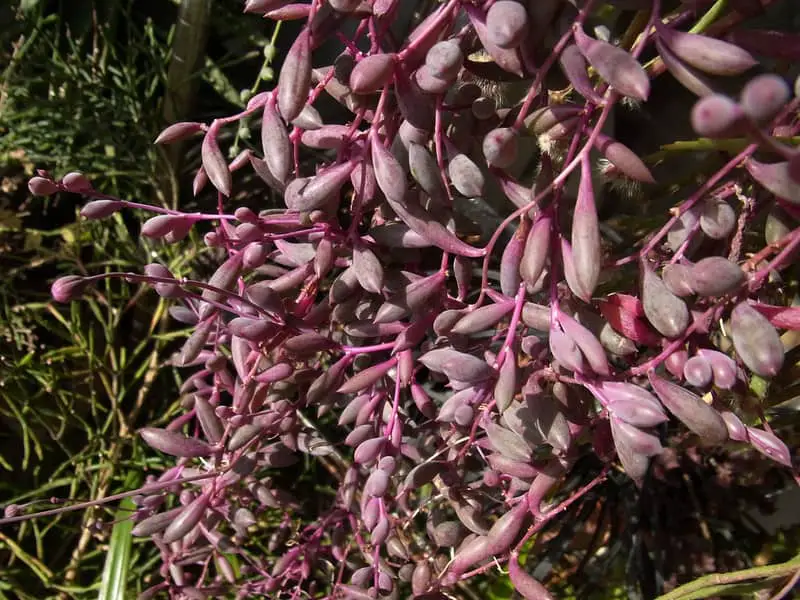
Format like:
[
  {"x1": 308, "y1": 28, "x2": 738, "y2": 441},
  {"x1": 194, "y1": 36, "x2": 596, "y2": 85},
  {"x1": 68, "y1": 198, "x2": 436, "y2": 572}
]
[
  {"x1": 656, "y1": 23, "x2": 757, "y2": 77},
  {"x1": 558, "y1": 312, "x2": 611, "y2": 376},
  {"x1": 721, "y1": 411, "x2": 749, "y2": 442},
  {"x1": 524, "y1": 104, "x2": 583, "y2": 136},
  {"x1": 409, "y1": 142, "x2": 445, "y2": 199},
  {"x1": 485, "y1": 498, "x2": 529, "y2": 555},
  {"x1": 730, "y1": 301, "x2": 785, "y2": 377},
  {"x1": 594, "y1": 133, "x2": 655, "y2": 183},
  {"x1": 277, "y1": 29, "x2": 311, "y2": 121},
  {"x1": 290, "y1": 160, "x2": 356, "y2": 212},
  {"x1": 486, "y1": 1, "x2": 528, "y2": 49},
  {"x1": 354, "y1": 436, "x2": 386, "y2": 464},
  {"x1": 483, "y1": 128, "x2": 519, "y2": 169},
  {"x1": 369, "y1": 222, "x2": 431, "y2": 249},
  {"x1": 387, "y1": 189, "x2": 484, "y2": 257},
  {"x1": 442, "y1": 354, "x2": 493, "y2": 383},
  {"x1": 350, "y1": 53, "x2": 395, "y2": 94},
  {"x1": 463, "y1": 4, "x2": 524, "y2": 76},
  {"x1": 451, "y1": 302, "x2": 515, "y2": 335},
  {"x1": 352, "y1": 242, "x2": 384, "y2": 294},
  {"x1": 656, "y1": 39, "x2": 715, "y2": 98},
  {"x1": 642, "y1": 262, "x2": 690, "y2": 338},
  {"x1": 162, "y1": 493, "x2": 210, "y2": 544},
  {"x1": 194, "y1": 396, "x2": 224, "y2": 444},
  {"x1": 746, "y1": 159, "x2": 800, "y2": 205},
  {"x1": 610, "y1": 416, "x2": 663, "y2": 456},
  {"x1": 549, "y1": 326, "x2": 585, "y2": 374},
  {"x1": 364, "y1": 469, "x2": 390, "y2": 497},
  {"x1": 81, "y1": 200, "x2": 123, "y2": 220},
  {"x1": 648, "y1": 372, "x2": 728, "y2": 444},
  {"x1": 571, "y1": 160, "x2": 601, "y2": 302},
  {"x1": 559, "y1": 44, "x2": 604, "y2": 105},
  {"x1": 609, "y1": 417, "x2": 650, "y2": 485},
  {"x1": 139, "y1": 427, "x2": 213, "y2": 457},
  {"x1": 261, "y1": 100, "x2": 292, "y2": 183},
  {"x1": 201, "y1": 124, "x2": 231, "y2": 196},
  {"x1": 696, "y1": 349, "x2": 738, "y2": 389},
  {"x1": 683, "y1": 355, "x2": 713, "y2": 387},
  {"x1": 202, "y1": 253, "x2": 242, "y2": 304},
  {"x1": 501, "y1": 218, "x2": 529, "y2": 296},
  {"x1": 338, "y1": 360, "x2": 395, "y2": 394},
  {"x1": 700, "y1": 198, "x2": 736, "y2": 239},
  {"x1": 508, "y1": 553, "x2": 555, "y2": 600},
  {"x1": 520, "y1": 212, "x2": 551, "y2": 288},
  {"x1": 573, "y1": 25, "x2": 649, "y2": 100},
  {"x1": 131, "y1": 506, "x2": 184, "y2": 537},
  {"x1": 747, "y1": 427, "x2": 793, "y2": 467},
  {"x1": 494, "y1": 347, "x2": 518, "y2": 414},
  {"x1": 662, "y1": 263, "x2": 695, "y2": 297},
  {"x1": 608, "y1": 399, "x2": 669, "y2": 428},
  {"x1": 485, "y1": 422, "x2": 532, "y2": 462},
  {"x1": 449, "y1": 153, "x2": 485, "y2": 198},
  {"x1": 688, "y1": 256, "x2": 744, "y2": 297}
]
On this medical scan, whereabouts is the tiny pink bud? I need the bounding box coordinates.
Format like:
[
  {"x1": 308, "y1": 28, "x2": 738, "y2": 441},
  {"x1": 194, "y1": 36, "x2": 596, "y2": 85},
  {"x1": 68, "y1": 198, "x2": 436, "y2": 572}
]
[
  {"x1": 154, "y1": 121, "x2": 204, "y2": 145},
  {"x1": 51, "y1": 276, "x2": 89, "y2": 303},
  {"x1": 28, "y1": 176, "x2": 59, "y2": 196},
  {"x1": 61, "y1": 172, "x2": 92, "y2": 193}
]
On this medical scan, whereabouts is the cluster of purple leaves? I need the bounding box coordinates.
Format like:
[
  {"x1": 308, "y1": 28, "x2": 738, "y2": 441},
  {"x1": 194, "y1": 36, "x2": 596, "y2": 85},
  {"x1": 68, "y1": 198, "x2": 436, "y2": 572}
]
[{"x1": 14, "y1": 0, "x2": 800, "y2": 598}]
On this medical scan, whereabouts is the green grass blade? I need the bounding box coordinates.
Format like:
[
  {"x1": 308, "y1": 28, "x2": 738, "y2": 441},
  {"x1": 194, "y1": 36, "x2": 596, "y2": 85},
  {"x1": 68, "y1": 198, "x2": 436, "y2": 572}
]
[{"x1": 98, "y1": 474, "x2": 140, "y2": 600}]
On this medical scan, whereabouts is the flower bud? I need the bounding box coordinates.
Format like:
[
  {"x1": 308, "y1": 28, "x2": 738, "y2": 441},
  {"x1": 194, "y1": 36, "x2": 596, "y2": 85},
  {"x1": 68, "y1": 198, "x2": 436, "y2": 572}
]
[
  {"x1": 691, "y1": 94, "x2": 743, "y2": 138},
  {"x1": 28, "y1": 176, "x2": 59, "y2": 196},
  {"x1": 740, "y1": 74, "x2": 790, "y2": 124},
  {"x1": 61, "y1": 172, "x2": 93, "y2": 193},
  {"x1": 155, "y1": 121, "x2": 204, "y2": 145},
  {"x1": 51, "y1": 275, "x2": 89, "y2": 303}
]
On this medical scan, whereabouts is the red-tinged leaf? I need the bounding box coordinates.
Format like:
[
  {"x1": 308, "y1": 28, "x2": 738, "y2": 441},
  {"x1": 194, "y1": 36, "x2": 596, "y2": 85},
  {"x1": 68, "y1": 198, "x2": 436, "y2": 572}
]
[
  {"x1": 598, "y1": 299, "x2": 661, "y2": 346},
  {"x1": 749, "y1": 302, "x2": 800, "y2": 330}
]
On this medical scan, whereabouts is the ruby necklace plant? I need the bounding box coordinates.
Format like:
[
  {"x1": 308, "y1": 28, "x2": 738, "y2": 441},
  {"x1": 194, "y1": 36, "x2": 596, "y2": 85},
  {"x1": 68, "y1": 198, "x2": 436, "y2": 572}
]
[{"x1": 9, "y1": 0, "x2": 800, "y2": 598}]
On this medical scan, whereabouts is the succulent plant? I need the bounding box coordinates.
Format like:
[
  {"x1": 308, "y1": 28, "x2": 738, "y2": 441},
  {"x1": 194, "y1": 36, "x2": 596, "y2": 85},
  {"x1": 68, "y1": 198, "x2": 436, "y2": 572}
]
[{"x1": 13, "y1": 1, "x2": 800, "y2": 598}]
